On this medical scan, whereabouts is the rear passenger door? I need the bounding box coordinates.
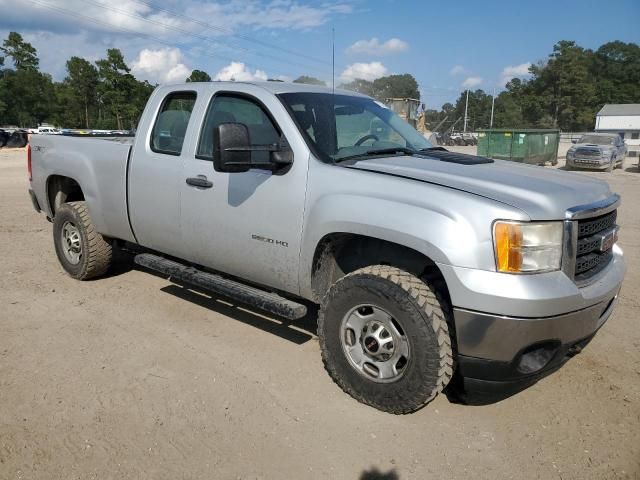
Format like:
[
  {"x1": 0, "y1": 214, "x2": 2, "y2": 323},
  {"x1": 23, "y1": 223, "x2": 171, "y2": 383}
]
[{"x1": 129, "y1": 90, "x2": 198, "y2": 259}]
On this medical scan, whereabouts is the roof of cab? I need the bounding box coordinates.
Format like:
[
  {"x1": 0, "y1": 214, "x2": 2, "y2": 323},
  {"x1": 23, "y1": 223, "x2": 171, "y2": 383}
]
[{"x1": 159, "y1": 80, "x2": 369, "y2": 97}]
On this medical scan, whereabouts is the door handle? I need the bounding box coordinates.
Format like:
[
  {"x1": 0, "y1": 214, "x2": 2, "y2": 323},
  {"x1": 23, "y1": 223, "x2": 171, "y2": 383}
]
[{"x1": 186, "y1": 175, "x2": 213, "y2": 189}]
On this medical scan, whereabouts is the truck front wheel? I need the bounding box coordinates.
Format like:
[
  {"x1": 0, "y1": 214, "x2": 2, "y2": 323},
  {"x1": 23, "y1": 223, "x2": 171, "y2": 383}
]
[
  {"x1": 318, "y1": 265, "x2": 453, "y2": 413},
  {"x1": 53, "y1": 201, "x2": 112, "y2": 280}
]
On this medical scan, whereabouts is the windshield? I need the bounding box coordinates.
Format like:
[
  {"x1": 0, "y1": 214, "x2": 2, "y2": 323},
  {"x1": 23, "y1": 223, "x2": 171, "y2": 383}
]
[
  {"x1": 578, "y1": 135, "x2": 615, "y2": 145},
  {"x1": 278, "y1": 92, "x2": 432, "y2": 162}
]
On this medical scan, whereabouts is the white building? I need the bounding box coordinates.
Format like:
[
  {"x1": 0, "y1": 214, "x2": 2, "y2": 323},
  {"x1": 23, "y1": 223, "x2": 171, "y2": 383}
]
[{"x1": 595, "y1": 104, "x2": 640, "y2": 156}]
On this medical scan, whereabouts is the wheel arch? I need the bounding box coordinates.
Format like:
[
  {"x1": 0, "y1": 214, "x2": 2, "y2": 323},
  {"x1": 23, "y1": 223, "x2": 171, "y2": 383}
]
[
  {"x1": 46, "y1": 174, "x2": 85, "y2": 216},
  {"x1": 308, "y1": 232, "x2": 451, "y2": 307}
]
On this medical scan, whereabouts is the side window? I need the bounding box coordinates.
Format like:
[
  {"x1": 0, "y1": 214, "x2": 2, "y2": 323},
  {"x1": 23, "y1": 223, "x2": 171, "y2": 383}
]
[
  {"x1": 197, "y1": 94, "x2": 281, "y2": 163},
  {"x1": 150, "y1": 91, "x2": 197, "y2": 155},
  {"x1": 290, "y1": 103, "x2": 317, "y2": 142},
  {"x1": 631, "y1": 132, "x2": 639, "y2": 140}
]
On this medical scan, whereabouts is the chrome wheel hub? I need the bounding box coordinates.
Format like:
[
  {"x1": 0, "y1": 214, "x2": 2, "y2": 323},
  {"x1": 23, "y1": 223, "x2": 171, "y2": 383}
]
[
  {"x1": 61, "y1": 221, "x2": 82, "y2": 265},
  {"x1": 340, "y1": 304, "x2": 410, "y2": 383}
]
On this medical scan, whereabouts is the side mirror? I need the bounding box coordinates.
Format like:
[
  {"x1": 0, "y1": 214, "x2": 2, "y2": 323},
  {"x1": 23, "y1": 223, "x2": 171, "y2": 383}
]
[
  {"x1": 215, "y1": 122, "x2": 252, "y2": 173},
  {"x1": 214, "y1": 122, "x2": 293, "y2": 173}
]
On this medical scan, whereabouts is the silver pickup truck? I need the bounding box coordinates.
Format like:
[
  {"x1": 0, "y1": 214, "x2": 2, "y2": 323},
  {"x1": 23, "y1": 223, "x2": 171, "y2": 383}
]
[
  {"x1": 566, "y1": 133, "x2": 627, "y2": 171},
  {"x1": 28, "y1": 82, "x2": 625, "y2": 413}
]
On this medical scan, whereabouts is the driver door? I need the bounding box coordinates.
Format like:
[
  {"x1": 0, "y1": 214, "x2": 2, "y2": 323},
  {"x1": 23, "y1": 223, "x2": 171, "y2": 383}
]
[{"x1": 181, "y1": 90, "x2": 308, "y2": 294}]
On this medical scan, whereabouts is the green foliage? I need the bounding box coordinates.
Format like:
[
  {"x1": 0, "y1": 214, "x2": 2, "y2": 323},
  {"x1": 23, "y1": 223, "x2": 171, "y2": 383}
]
[
  {"x1": 0, "y1": 32, "x2": 155, "y2": 129},
  {"x1": 1, "y1": 31, "x2": 637, "y2": 133},
  {"x1": 186, "y1": 69, "x2": 211, "y2": 82},
  {"x1": 65, "y1": 57, "x2": 99, "y2": 128},
  {"x1": 339, "y1": 78, "x2": 377, "y2": 97},
  {"x1": 293, "y1": 75, "x2": 326, "y2": 86},
  {"x1": 0, "y1": 66, "x2": 54, "y2": 127},
  {"x1": 437, "y1": 40, "x2": 640, "y2": 131},
  {"x1": 1, "y1": 32, "x2": 39, "y2": 70},
  {"x1": 340, "y1": 74, "x2": 420, "y2": 101}
]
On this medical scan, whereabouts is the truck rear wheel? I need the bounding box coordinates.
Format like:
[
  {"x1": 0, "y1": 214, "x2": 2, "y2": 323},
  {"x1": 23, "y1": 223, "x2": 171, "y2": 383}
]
[
  {"x1": 318, "y1": 265, "x2": 453, "y2": 414},
  {"x1": 53, "y1": 201, "x2": 112, "y2": 280}
]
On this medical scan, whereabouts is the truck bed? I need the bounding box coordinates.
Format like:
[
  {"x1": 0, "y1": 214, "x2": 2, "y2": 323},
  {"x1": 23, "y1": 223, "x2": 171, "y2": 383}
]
[{"x1": 30, "y1": 135, "x2": 137, "y2": 243}]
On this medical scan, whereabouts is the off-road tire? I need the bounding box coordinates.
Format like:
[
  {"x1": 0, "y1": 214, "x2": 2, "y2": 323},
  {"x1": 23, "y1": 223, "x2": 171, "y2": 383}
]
[
  {"x1": 53, "y1": 201, "x2": 112, "y2": 280},
  {"x1": 318, "y1": 265, "x2": 453, "y2": 414}
]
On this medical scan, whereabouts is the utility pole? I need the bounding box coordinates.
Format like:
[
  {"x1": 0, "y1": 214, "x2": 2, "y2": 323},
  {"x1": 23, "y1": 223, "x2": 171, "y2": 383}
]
[
  {"x1": 490, "y1": 87, "x2": 495, "y2": 128},
  {"x1": 463, "y1": 89, "x2": 469, "y2": 132}
]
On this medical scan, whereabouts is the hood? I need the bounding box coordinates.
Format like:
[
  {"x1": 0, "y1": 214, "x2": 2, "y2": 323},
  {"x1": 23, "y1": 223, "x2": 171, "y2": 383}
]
[
  {"x1": 347, "y1": 154, "x2": 613, "y2": 220},
  {"x1": 571, "y1": 143, "x2": 615, "y2": 151}
]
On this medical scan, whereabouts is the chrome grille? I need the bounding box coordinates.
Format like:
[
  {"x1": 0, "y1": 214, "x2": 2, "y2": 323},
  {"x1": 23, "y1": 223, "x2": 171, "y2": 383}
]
[
  {"x1": 575, "y1": 148, "x2": 601, "y2": 159},
  {"x1": 574, "y1": 210, "x2": 617, "y2": 281},
  {"x1": 578, "y1": 210, "x2": 617, "y2": 237}
]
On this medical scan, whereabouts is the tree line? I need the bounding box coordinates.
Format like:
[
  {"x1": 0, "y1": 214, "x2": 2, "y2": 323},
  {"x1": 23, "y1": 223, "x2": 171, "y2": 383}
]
[
  {"x1": 425, "y1": 40, "x2": 640, "y2": 132},
  {"x1": 1, "y1": 32, "x2": 637, "y2": 132},
  {"x1": 0, "y1": 32, "x2": 154, "y2": 130}
]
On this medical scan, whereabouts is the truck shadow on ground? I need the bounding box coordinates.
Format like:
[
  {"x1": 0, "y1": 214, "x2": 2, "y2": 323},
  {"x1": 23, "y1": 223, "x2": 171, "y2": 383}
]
[
  {"x1": 134, "y1": 263, "x2": 531, "y2": 407},
  {"x1": 359, "y1": 468, "x2": 399, "y2": 480},
  {"x1": 158, "y1": 279, "x2": 319, "y2": 345}
]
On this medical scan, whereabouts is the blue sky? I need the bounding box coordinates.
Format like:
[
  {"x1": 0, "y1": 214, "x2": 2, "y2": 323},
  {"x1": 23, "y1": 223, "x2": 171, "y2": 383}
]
[{"x1": 1, "y1": 0, "x2": 639, "y2": 108}]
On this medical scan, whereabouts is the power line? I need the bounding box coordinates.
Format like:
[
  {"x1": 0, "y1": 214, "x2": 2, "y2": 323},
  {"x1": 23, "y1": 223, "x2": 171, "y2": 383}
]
[
  {"x1": 24, "y1": 0, "x2": 311, "y2": 80},
  {"x1": 77, "y1": 0, "x2": 333, "y2": 77},
  {"x1": 129, "y1": 0, "x2": 331, "y2": 67}
]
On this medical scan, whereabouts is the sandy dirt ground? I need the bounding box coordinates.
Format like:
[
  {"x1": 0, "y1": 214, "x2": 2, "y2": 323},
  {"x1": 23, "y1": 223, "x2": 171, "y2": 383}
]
[{"x1": 1, "y1": 147, "x2": 639, "y2": 480}]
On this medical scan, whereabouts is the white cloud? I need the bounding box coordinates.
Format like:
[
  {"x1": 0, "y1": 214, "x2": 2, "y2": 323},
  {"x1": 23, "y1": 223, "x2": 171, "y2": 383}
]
[
  {"x1": 131, "y1": 47, "x2": 191, "y2": 84},
  {"x1": 196, "y1": 2, "x2": 353, "y2": 30},
  {"x1": 213, "y1": 62, "x2": 268, "y2": 81},
  {"x1": 462, "y1": 76, "x2": 483, "y2": 88},
  {"x1": 339, "y1": 62, "x2": 388, "y2": 82},
  {"x1": 449, "y1": 65, "x2": 466, "y2": 76},
  {"x1": 346, "y1": 38, "x2": 409, "y2": 56},
  {"x1": 0, "y1": 0, "x2": 353, "y2": 36},
  {"x1": 500, "y1": 62, "x2": 531, "y2": 85}
]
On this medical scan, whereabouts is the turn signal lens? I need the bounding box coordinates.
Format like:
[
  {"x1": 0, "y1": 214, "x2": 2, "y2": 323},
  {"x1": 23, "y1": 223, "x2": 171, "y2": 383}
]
[
  {"x1": 493, "y1": 221, "x2": 563, "y2": 273},
  {"x1": 494, "y1": 222, "x2": 523, "y2": 272}
]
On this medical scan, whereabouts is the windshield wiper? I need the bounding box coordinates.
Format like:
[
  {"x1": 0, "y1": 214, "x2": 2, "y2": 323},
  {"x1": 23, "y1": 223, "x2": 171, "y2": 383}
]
[{"x1": 335, "y1": 147, "x2": 417, "y2": 163}]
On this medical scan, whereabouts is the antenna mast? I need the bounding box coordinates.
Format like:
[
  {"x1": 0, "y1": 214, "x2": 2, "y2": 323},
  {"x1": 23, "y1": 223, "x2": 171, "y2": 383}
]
[{"x1": 332, "y1": 26, "x2": 335, "y2": 93}]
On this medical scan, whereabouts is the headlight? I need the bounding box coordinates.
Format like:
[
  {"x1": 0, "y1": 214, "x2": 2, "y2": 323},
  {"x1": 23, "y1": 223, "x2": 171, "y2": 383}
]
[{"x1": 493, "y1": 221, "x2": 563, "y2": 273}]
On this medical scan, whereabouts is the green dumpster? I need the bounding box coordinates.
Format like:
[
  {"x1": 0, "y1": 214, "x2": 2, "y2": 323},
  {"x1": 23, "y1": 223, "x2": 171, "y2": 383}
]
[{"x1": 477, "y1": 129, "x2": 560, "y2": 165}]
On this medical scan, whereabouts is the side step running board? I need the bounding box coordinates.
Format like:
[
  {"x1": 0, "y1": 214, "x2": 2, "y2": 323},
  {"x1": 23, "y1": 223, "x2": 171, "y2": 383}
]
[{"x1": 134, "y1": 253, "x2": 307, "y2": 320}]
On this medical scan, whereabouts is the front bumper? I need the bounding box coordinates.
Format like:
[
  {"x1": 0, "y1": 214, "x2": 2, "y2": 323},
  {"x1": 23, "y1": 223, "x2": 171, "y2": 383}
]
[
  {"x1": 437, "y1": 244, "x2": 624, "y2": 394},
  {"x1": 566, "y1": 158, "x2": 610, "y2": 170},
  {"x1": 455, "y1": 330, "x2": 599, "y2": 398},
  {"x1": 451, "y1": 293, "x2": 618, "y2": 397}
]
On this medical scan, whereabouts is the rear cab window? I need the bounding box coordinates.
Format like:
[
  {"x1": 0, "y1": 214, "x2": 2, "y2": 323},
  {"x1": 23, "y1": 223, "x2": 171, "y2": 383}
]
[{"x1": 150, "y1": 91, "x2": 197, "y2": 155}]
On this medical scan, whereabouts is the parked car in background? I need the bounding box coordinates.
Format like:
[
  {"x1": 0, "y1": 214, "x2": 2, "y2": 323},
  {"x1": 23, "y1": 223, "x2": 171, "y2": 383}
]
[
  {"x1": 0, "y1": 129, "x2": 8, "y2": 147},
  {"x1": 566, "y1": 133, "x2": 626, "y2": 171},
  {"x1": 37, "y1": 127, "x2": 61, "y2": 135}
]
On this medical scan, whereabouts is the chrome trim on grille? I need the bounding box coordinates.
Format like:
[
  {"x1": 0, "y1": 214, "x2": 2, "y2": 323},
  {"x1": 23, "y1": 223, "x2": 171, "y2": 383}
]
[
  {"x1": 565, "y1": 194, "x2": 620, "y2": 220},
  {"x1": 561, "y1": 219, "x2": 578, "y2": 280},
  {"x1": 563, "y1": 194, "x2": 621, "y2": 284}
]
